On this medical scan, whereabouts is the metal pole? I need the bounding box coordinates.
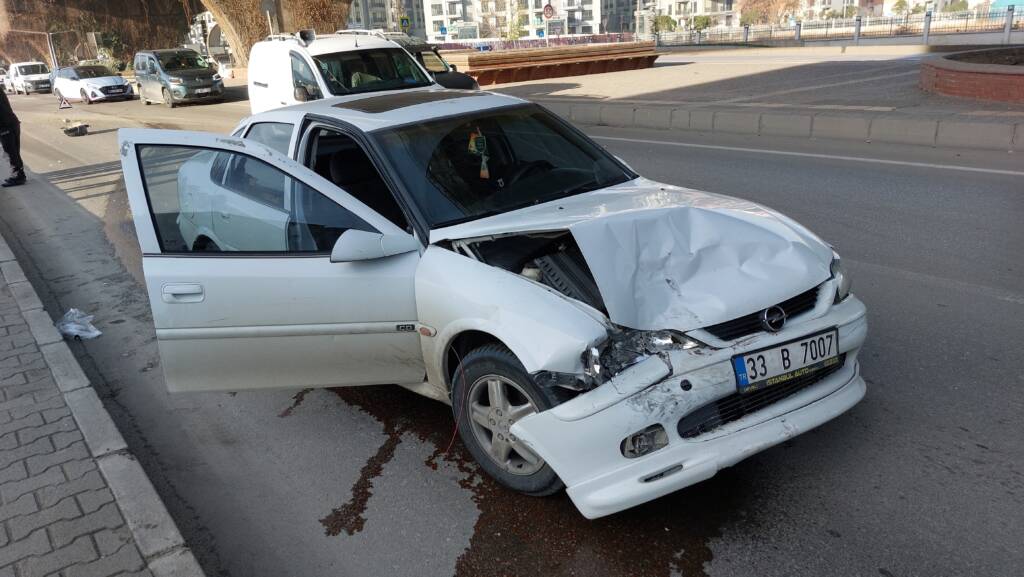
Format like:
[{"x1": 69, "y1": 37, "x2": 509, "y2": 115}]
[
  {"x1": 1004, "y1": 5, "x2": 1015, "y2": 44},
  {"x1": 743, "y1": 24, "x2": 749, "y2": 43},
  {"x1": 266, "y1": 10, "x2": 274, "y2": 35},
  {"x1": 636, "y1": 0, "x2": 641, "y2": 36},
  {"x1": 923, "y1": 11, "x2": 932, "y2": 44},
  {"x1": 853, "y1": 15, "x2": 862, "y2": 44},
  {"x1": 47, "y1": 32, "x2": 59, "y2": 69},
  {"x1": 795, "y1": 21, "x2": 802, "y2": 42}
]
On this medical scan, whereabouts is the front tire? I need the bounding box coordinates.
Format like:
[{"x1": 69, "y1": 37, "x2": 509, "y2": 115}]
[
  {"x1": 80, "y1": 89, "x2": 91, "y2": 104},
  {"x1": 451, "y1": 344, "x2": 564, "y2": 496},
  {"x1": 163, "y1": 88, "x2": 175, "y2": 108}
]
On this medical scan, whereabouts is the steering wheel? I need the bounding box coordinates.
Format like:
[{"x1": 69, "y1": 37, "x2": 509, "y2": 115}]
[{"x1": 506, "y1": 160, "x2": 553, "y2": 186}]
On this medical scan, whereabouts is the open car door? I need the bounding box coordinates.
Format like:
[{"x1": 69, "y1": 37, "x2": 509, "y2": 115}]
[{"x1": 118, "y1": 128, "x2": 425, "y2": 392}]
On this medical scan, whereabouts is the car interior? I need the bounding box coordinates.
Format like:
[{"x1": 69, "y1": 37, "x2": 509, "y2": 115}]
[{"x1": 307, "y1": 129, "x2": 411, "y2": 232}]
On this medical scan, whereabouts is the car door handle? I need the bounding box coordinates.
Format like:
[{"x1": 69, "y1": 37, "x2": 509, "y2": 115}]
[{"x1": 162, "y1": 283, "x2": 204, "y2": 303}]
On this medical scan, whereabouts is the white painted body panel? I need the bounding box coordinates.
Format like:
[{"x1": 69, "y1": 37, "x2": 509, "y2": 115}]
[
  {"x1": 9, "y1": 63, "x2": 50, "y2": 93},
  {"x1": 119, "y1": 129, "x2": 425, "y2": 392},
  {"x1": 415, "y1": 246, "x2": 609, "y2": 400}
]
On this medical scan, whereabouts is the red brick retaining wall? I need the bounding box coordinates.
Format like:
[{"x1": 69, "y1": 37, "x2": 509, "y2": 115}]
[{"x1": 920, "y1": 53, "x2": 1024, "y2": 103}]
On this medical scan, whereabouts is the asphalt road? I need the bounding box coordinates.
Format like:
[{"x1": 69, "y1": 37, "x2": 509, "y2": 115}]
[{"x1": 1, "y1": 91, "x2": 1022, "y2": 577}]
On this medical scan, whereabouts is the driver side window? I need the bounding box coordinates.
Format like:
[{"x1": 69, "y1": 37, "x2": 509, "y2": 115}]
[{"x1": 290, "y1": 53, "x2": 322, "y2": 99}]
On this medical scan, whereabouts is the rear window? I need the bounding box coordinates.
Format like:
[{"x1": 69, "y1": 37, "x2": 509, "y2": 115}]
[{"x1": 312, "y1": 48, "x2": 431, "y2": 95}]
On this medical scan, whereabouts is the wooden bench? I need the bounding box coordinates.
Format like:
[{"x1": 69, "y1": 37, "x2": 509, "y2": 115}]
[{"x1": 442, "y1": 42, "x2": 660, "y2": 86}]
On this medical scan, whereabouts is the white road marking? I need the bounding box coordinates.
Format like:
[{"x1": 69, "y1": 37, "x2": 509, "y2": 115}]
[{"x1": 592, "y1": 135, "x2": 1024, "y2": 177}]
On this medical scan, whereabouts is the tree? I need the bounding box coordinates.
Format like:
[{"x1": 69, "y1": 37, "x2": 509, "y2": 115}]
[
  {"x1": 892, "y1": 0, "x2": 908, "y2": 14},
  {"x1": 943, "y1": 0, "x2": 968, "y2": 11},
  {"x1": 691, "y1": 15, "x2": 713, "y2": 31},
  {"x1": 911, "y1": 4, "x2": 926, "y2": 14},
  {"x1": 843, "y1": 5, "x2": 858, "y2": 17},
  {"x1": 741, "y1": 9, "x2": 764, "y2": 26},
  {"x1": 739, "y1": 0, "x2": 801, "y2": 25},
  {"x1": 653, "y1": 15, "x2": 677, "y2": 33}
]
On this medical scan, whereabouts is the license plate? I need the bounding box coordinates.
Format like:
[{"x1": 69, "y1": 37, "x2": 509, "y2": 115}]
[
  {"x1": 195, "y1": 87, "x2": 212, "y2": 94},
  {"x1": 109, "y1": 88, "x2": 124, "y2": 93},
  {"x1": 732, "y1": 328, "x2": 839, "y2": 393}
]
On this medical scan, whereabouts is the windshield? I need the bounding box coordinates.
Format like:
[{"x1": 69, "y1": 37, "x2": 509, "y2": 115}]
[
  {"x1": 158, "y1": 52, "x2": 209, "y2": 71},
  {"x1": 75, "y1": 66, "x2": 114, "y2": 79},
  {"x1": 18, "y1": 64, "x2": 49, "y2": 75},
  {"x1": 312, "y1": 48, "x2": 431, "y2": 95},
  {"x1": 374, "y1": 105, "x2": 634, "y2": 228}
]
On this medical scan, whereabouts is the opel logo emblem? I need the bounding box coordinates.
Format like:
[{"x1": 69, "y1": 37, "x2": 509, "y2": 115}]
[{"x1": 760, "y1": 305, "x2": 787, "y2": 333}]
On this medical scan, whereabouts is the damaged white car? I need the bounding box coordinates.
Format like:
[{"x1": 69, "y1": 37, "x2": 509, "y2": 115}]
[{"x1": 118, "y1": 89, "x2": 867, "y2": 519}]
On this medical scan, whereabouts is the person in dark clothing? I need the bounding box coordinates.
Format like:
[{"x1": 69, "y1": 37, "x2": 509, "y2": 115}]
[{"x1": 0, "y1": 89, "x2": 25, "y2": 187}]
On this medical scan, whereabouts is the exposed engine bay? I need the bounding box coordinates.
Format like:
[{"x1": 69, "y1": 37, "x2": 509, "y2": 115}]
[{"x1": 448, "y1": 232, "x2": 701, "y2": 397}]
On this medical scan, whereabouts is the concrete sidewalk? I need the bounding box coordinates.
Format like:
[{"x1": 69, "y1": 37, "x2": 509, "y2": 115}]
[{"x1": 0, "y1": 178, "x2": 202, "y2": 577}]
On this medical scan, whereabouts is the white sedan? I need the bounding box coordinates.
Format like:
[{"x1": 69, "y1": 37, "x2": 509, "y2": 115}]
[
  {"x1": 117, "y1": 89, "x2": 867, "y2": 519},
  {"x1": 54, "y1": 65, "x2": 133, "y2": 103}
]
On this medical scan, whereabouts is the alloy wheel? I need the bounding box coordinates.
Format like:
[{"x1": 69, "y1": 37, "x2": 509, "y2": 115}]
[{"x1": 466, "y1": 374, "x2": 544, "y2": 475}]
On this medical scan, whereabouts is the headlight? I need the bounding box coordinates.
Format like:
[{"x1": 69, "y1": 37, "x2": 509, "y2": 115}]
[
  {"x1": 831, "y1": 255, "x2": 852, "y2": 303},
  {"x1": 168, "y1": 77, "x2": 183, "y2": 85},
  {"x1": 589, "y1": 330, "x2": 706, "y2": 384}
]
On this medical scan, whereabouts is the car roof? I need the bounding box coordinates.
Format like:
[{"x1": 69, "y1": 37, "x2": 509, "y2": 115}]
[
  {"x1": 256, "y1": 33, "x2": 398, "y2": 57},
  {"x1": 258, "y1": 88, "x2": 529, "y2": 132}
]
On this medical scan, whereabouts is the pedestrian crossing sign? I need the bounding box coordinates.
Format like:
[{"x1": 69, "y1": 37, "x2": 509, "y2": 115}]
[{"x1": 58, "y1": 95, "x2": 73, "y2": 110}]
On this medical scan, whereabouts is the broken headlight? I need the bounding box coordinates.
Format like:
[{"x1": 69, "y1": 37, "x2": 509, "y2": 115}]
[
  {"x1": 831, "y1": 254, "x2": 852, "y2": 303},
  {"x1": 589, "y1": 330, "x2": 705, "y2": 383}
]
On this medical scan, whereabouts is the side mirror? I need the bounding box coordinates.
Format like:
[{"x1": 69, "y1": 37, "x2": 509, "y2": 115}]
[
  {"x1": 449, "y1": 64, "x2": 458, "y2": 72},
  {"x1": 294, "y1": 85, "x2": 311, "y2": 102},
  {"x1": 330, "y1": 230, "x2": 420, "y2": 263}
]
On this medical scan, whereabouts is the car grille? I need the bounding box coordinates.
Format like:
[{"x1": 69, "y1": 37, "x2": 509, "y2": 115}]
[
  {"x1": 703, "y1": 286, "x2": 821, "y2": 341},
  {"x1": 100, "y1": 86, "x2": 126, "y2": 95},
  {"x1": 677, "y1": 354, "x2": 846, "y2": 439}
]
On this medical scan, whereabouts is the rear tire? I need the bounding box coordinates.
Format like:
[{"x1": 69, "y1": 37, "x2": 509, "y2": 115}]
[{"x1": 451, "y1": 344, "x2": 564, "y2": 497}]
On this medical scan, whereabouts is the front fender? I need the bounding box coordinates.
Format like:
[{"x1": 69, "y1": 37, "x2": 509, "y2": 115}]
[{"x1": 417, "y1": 246, "x2": 608, "y2": 392}]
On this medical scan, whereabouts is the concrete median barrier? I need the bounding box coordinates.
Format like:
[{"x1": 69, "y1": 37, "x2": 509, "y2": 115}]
[{"x1": 537, "y1": 98, "x2": 1020, "y2": 151}]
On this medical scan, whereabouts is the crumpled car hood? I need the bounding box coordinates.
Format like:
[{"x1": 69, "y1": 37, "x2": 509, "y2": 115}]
[{"x1": 432, "y1": 178, "x2": 834, "y2": 332}]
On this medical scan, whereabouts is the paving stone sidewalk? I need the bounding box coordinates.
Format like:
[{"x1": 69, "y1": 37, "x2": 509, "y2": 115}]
[{"x1": 0, "y1": 228, "x2": 202, "y2": 577}]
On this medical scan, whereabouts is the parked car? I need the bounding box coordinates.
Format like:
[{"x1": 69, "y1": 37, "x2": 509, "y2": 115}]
[
  {"x1": 7, "y1": 62, "x2": 51, "y2": 94},
  {"x1": 117, "y1": 89, "x2": 867, "y2": 519},
  {"x1": 247, "y1": 30, "x2": 436, "y2": 114},
  {"x1": 132, "y1": 49, "x2": 223, "y2": 108},
  {"x1": 53, "y1": 64, "x2": 133, "y2": 104}
]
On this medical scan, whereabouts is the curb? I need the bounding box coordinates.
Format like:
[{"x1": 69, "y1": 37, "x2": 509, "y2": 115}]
[
  {"x1": 0, "y1": 231, "x2": 205, "y2": 577},
  {"x1": 537, "y1": 99, "x2": 1023, "y2": 151}
]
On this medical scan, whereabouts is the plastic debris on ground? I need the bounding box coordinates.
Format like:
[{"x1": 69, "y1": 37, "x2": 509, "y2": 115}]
[{"x1": 56, "y1": 308, "x2": 102, "y2": 340}]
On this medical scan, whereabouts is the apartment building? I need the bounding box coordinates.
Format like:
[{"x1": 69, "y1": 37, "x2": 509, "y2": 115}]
[
  {"x1": 349, "y1": 0, "x2": 427, "y2": 38},
  {"x1": 650, "y1": 0, "x2": 739, "y2": 29},
  {"x1": 423, "y1": 0, "x2": 608, "y2": 41}
]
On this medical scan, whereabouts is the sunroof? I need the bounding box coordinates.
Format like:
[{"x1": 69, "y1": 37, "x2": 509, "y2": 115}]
[{"x1": 333, "y1": 91, "x2": 485, "y2": 114}]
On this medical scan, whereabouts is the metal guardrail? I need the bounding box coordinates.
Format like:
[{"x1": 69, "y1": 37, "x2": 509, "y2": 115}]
[{"x1": 651, "y1": 8, "x2": 1019, "y2": 46}]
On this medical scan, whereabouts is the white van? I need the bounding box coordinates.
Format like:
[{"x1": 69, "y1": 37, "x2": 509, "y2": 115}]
[
  {"x1": 247, "y1": 31, "x2": 437, "y2": 114},
  {"x1": 8, "y1": 61, "x2": 52, "y2": 94}
]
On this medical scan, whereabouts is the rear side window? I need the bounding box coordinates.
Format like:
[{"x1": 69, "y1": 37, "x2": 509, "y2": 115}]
[
  {"x1": 420, "y1": 51, "x2": 447, "y2": 73},
  {"x1": 244, "y1": 122, "x2": 294, "y2": 155}
]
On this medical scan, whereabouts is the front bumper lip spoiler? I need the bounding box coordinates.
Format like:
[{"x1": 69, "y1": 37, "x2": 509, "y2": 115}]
[{"x1": 567, "y1": 366, "x2": 865, "y2": 519}]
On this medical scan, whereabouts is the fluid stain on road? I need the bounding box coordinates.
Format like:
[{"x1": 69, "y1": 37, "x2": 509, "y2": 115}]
[{"x1": 326, "y1": 386, "x2": 752, "y2": 577}]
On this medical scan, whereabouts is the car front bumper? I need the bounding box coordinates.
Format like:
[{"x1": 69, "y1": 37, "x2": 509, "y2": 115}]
[
  {"x1": 511, "y1": 292, "x2": 868, "y2": 519},
  {"x1": 170, "y1": 84, "x2": 223, "y2": 102}
]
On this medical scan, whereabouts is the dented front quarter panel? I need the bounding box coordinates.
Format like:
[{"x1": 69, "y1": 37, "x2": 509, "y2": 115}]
[{"x1": 416, "y1": 245, "x2": 608, "y2": 396}]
